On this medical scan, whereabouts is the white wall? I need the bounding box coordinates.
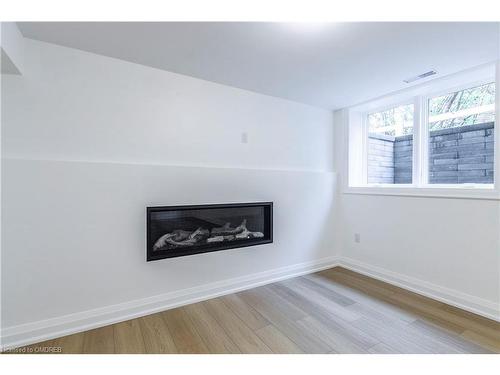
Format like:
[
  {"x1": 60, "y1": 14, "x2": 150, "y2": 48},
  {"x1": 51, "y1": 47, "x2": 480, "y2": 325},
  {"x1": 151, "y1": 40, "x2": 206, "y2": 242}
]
[
  {"x1": 3, "y1": 39, "x2": 332, "y2": 171},
  {"x1": 1, "y1": 39, "x2": 337, "y2": 344},
  {"x1": 333, "y1": 109, "x2": 500, "y2": 320}
]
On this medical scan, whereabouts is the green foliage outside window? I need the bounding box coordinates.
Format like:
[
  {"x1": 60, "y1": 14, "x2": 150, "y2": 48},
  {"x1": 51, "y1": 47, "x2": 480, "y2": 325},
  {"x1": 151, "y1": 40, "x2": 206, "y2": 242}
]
[
  {"x1": 368, "y1": 104, "x2": 414, "y2": 136},
  {"x1": 428, "y1": 82, "x2": 495, "y2": 130}
]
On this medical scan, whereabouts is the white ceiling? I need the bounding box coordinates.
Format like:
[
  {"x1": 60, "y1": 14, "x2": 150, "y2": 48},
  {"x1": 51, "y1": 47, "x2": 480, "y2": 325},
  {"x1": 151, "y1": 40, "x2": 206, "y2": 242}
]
[{"x1": 18, "y1": 22, "x2": 499, "y2": 110}]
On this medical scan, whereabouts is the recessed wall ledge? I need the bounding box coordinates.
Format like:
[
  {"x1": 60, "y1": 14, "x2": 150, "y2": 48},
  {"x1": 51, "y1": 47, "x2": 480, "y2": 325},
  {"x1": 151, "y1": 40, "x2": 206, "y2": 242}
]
[{"x1": 2, "y1": 156, "x2": 336, "y2": 175}]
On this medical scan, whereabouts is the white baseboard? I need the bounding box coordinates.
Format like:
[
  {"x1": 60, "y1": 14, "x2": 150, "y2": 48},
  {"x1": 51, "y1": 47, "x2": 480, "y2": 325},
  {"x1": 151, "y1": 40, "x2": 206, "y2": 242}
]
[
  {"x1": 1, "y1": 256, "x2": 340, "y2": 350},
  {"x1": 338, "y1": 257, "x2": 500, "y2": 322}
]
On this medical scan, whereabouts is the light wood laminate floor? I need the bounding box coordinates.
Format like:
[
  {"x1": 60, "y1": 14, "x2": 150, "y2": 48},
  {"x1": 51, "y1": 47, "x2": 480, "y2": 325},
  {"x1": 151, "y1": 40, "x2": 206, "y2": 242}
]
[{"x1": 15, "y1": 267, "x2": 500, "y2": 354}]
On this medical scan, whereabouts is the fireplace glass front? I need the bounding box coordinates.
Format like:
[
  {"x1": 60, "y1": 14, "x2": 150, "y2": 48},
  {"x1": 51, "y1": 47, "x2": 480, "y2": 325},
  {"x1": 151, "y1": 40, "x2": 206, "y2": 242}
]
[{"x1": 147, "y1": 202, "x2": 273, "y2": 261}]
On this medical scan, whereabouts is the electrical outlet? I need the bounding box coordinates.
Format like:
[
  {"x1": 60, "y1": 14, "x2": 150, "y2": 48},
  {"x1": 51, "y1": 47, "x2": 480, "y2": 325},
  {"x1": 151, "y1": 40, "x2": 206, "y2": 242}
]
[{"x1": 354, "y1": 233, "x2": 361, "y2": 243}]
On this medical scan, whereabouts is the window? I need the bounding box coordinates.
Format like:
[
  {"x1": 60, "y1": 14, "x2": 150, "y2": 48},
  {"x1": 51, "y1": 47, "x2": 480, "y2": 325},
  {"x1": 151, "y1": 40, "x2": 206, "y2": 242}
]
[
  {"x1": 367, "y1": 104, "x2": 414, "y2": 184},
  {"x1": 427, "y1": 82, "x2": 495, "y2": 184},
  {"x1": 347, "y1": 64, "x2": 498, "y2": 197}
]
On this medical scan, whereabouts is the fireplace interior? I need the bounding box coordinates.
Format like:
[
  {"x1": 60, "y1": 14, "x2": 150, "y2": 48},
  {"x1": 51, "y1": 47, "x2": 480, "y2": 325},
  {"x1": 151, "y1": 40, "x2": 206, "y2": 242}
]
[{"x1": 147, "y1": 202, "x2": 273, "y2": 261}]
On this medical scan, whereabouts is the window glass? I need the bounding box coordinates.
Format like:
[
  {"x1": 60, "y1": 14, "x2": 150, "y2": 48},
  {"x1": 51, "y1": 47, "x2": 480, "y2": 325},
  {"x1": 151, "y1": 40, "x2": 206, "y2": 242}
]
[
  {"x1": 367, "y1": 104, "x2": 414, "y2": 184},
  {"x1": 428, "y1": 83, "x2": 495, "y2": 184}
]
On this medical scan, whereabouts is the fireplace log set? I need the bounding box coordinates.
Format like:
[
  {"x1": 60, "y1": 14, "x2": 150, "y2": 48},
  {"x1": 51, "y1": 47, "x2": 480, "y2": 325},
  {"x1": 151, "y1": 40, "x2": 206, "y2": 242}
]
[{"x1": 153, "y1": 219, "x2": 264, "y2": 250}]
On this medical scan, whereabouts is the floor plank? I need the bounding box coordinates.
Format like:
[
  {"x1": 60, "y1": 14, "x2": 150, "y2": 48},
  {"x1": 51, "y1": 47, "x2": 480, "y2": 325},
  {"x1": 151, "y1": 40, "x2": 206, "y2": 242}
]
[
  {"x1": 368, "y1": 342, "x2": 400, "y2": 354},
  {"x1": 304, "y1": 273, "x2": 417, "y2": 323},
  {"x1": 221, "y1": 293, "x2": 270, "y2": 331},
  {"x1": 410, "y1": 319, "x2": 491, "y2": 354},
  {"x1": 295, "y1": 316, "x2": 369, "y2": 353},
  {"x1": 295, "y1": 276, "x2": 356, "y2": 307},
  {"x1": 461, "y1": 330, "x2": 500, "y2": 353},
  {"x1": 239, "y1": 289, "x2": 332, "y2": 353},
  {"x1": 269, "y1": 282, "x2": 379, "y2": 350},
  {"x1": 281, "y1": 278, "x2": 361, "y2": 322},
  {"x1": 161, "y1": 308, "x2": 209, "y2": 354},
  {"x1": 255, "y1": 325, "x2": 304, "y2": 354},
  {"x1": 319, "y1": 270, "x2": 467, "y2": 334},
  {"x1": 83, "y1": 326, "x2": 115, "y2": 354},
  {"x1": 251, "y1": 285, "x2": 309, "y2": 321},
  {"x1": 350, "y1": 317, "x2": 430, "y2": 354},
  {"x1": 322, "y1": 269, "x2": 397, "y2": 300},
  {"x1": 138, "y1": 313, "x2": 177, "y2": 354},
  {"x1": 184, "y1": 302, "x2": 241, "y2": 353},
  {"x1": 114, "y1": 319, "x2": 146, "y2": 354},
  {"x1": 203, "y1": 298, "x2": 272, "y2": 353},
  {"x1": 54, "y1": 333, "x2": 86, "y2": 354},
  {"x1": 387, "y1": 292, "x2": 496, "y2": 337}
]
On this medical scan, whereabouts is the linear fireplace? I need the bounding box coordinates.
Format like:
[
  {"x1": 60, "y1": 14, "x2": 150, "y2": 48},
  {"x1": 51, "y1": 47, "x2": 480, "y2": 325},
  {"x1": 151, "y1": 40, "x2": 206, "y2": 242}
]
[{"x1": 147, "y1": 202, "x2": 273, "y2": 261}]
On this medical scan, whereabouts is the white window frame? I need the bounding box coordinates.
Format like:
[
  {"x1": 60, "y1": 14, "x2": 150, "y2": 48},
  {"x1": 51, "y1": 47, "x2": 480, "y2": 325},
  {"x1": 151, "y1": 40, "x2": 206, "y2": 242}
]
[{"x1": 344, "y1": 62, "x2": 500, "y2": 200}]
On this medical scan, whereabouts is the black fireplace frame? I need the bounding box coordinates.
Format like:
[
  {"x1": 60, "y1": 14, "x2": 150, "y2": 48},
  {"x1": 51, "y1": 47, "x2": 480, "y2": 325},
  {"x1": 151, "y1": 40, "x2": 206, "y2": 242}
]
[{"x1": 146, "y1": 202, "x2": 273, "y2": 261}]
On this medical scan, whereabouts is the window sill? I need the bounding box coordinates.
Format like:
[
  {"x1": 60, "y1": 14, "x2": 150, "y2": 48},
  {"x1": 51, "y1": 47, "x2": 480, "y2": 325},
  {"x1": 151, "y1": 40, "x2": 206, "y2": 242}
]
[{"x1": 344, "y1": 185, "x2": 500, "y2": 200}]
